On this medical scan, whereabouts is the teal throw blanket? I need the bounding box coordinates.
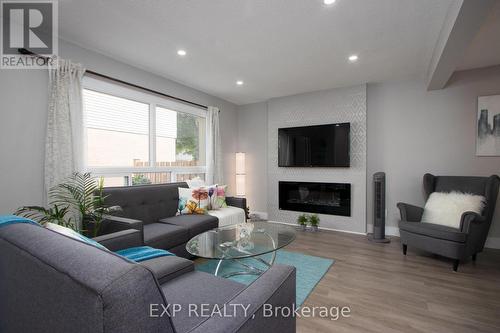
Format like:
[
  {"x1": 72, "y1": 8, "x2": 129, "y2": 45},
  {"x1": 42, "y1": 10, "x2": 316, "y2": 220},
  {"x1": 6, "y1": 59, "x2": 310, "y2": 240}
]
[
  {"x1": 0, "y1": 215, "x2": 40, "y2": 228},
  {"x1": 115, "y1": 246, "x2": 174, "y2": 262}
]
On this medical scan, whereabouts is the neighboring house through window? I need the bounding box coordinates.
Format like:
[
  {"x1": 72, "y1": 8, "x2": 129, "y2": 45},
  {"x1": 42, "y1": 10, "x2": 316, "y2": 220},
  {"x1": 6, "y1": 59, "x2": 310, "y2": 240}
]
[{"x1": 82, "y1": 76, "x2": 206, "y2": 187}]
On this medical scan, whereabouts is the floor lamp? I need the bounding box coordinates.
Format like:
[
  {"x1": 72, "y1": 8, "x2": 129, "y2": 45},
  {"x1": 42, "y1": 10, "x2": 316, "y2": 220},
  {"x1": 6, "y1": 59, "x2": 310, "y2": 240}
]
[{"x1": 235, "y1": 152, "x2": 246, "y2": 197}]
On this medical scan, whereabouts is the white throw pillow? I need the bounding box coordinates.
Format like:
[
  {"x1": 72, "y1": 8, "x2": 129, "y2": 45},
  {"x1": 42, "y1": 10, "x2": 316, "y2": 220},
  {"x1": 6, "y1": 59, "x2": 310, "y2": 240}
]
[
  {"x1": 45, "y1": 222, "x2": 108, "y2": 250},
  {"x1": 186, "y1": 177, "x2": 206, "y2": 188},
  {"x1": 421, "y1": 191, "x2": 485, "y2": 229}
]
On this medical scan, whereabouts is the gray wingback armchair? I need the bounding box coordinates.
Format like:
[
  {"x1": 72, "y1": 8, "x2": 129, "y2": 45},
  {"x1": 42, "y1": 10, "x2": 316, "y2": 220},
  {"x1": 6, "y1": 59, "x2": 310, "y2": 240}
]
[{"x1": 397, "y1": 173, "x2": 500, "y2": 271}]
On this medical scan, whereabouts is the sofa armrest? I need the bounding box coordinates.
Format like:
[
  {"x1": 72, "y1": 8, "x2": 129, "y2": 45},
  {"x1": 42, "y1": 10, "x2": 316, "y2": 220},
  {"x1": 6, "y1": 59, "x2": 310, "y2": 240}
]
[
  {"x1": 101, "y1": 215, "x2": 144, "y2": 238},
  {"x1": 189, "y1": 264, "x2": 296, "y2": 333},
  {"x1": 226, "y1": 197, "x2": 248, "y2": 220},
  {"x1": 140, "y1": 256, "x2": 194, "y2": 284},
  {"x1": 397, "y1": 203, "x2": 424, "y2": 222},
  {"x1": 460, "y1": 211, "x2": 486, "y2": 234},
  {"x1": 93, "y1": 229, "x2": 143, "y2": 251},
  {"x1": 226, "y1": 196, "x2": 246, "y2": 210}
]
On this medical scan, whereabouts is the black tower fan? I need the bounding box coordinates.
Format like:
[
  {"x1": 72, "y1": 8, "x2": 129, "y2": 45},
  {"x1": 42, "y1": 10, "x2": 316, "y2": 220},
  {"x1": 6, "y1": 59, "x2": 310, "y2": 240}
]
[{"x1": 368, "y1": 172, "x2": 390, "y2": 243}]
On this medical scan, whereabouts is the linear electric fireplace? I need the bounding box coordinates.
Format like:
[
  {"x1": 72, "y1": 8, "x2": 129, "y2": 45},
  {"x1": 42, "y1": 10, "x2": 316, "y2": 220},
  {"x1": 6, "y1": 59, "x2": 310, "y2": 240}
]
[{"x1": 279, "y1": 181, "x2": 351, "y2": 216}]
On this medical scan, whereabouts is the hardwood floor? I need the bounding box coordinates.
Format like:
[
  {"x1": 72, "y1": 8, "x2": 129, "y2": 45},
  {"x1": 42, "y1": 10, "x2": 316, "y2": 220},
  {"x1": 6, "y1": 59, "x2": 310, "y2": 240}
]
[{"x1": 285, "y1": 229, "x2": 500, "y2": 333}]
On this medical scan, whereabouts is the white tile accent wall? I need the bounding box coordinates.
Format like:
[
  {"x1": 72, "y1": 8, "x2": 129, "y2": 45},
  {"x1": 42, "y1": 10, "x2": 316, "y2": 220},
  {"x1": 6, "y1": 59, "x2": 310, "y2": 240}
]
[{"x1": 267, "y1": 84, "x2": 367, "y2": 233}]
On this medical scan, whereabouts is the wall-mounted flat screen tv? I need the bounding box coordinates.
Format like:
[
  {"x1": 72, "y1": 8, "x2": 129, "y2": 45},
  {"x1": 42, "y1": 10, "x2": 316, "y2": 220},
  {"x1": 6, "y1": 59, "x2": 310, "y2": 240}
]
[{"x1": 278, "y1": 123, "x2": 350, "y2": 167}]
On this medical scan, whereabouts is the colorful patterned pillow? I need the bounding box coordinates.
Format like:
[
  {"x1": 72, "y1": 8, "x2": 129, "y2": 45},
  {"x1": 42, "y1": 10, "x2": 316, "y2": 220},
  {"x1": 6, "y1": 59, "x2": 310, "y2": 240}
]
[
  {"x1": 212, "y1": 185, "x2": 228, "y2": 210},
  {"x1": 206, "y1": 184, "x2": 219, "y2": 210},
  {"x1": 178, "y1": 187, "x2": 209, "y2": 215}
]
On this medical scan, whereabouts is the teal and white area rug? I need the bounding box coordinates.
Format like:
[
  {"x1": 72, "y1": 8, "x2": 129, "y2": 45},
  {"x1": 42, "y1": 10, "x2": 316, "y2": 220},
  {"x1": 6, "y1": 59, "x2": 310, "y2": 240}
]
[{"x1": 196, "y1": 250, "x2": 334, "y2": 306}]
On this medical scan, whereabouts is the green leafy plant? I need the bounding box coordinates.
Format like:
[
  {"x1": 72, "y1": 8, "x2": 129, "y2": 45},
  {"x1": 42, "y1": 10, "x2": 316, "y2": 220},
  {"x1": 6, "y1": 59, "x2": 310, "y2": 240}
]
[
  {"x1": 16, "y1": 172, "x2": 120, "y2": 237},
  {"x1": 176, "y1": 113, "x2": 201, "y2": 160},
  {"x1": 132, "y1": 174, "x2": 152, "y2": 186},
  {"x1": 297, "y1": 214, "x2": 308, "y2": 226},
  {"x1": 308, "y1": 214, "x2": 320, "y2": 227},
  {"x1": 16, "y1": 204, "x2": 74, "y2": 229}
]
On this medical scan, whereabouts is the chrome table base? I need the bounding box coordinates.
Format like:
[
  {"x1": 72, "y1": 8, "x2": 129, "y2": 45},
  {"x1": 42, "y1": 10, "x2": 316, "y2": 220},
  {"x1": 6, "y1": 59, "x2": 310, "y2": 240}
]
[
  {"x1": 214, "y1": 228, "x2": 278, "y2": 278},
  {"x1": 214, "y1": 251, "x2": 276, "y2": 278}
]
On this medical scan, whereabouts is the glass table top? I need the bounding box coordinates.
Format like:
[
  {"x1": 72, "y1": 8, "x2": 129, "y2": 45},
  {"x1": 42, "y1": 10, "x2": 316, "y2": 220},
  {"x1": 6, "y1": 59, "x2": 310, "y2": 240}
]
[{"x1": 186, "y1": 221, "x2": 296, "y2": 260}]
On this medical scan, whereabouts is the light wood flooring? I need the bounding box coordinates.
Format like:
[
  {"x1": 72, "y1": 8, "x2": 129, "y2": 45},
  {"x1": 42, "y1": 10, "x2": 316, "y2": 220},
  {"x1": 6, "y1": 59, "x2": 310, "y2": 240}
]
[{"x1": 285, "y1": 229, "x2": 500, "y2": 333}]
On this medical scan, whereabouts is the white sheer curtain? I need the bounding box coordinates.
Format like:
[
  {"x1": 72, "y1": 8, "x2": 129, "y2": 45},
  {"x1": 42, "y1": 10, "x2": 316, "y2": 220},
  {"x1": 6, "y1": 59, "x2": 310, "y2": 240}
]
[
  {"x1": 44, "y1": 59, "x2": 86, "y2": 198},
  {"x1": 206, "y1": 106, "x2": 223, "y2": 184}
]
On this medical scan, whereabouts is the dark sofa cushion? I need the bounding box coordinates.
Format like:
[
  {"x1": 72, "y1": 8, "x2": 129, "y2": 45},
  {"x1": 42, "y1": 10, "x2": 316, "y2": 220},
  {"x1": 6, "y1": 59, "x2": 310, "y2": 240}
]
[
  {"x1": 159, "y1": 214, "x2": 218, "y2": 238},
  {"x1": 143, "y1": 223, "x2": 190, "y2": 249},
  {"x1": 161, "y1": 271, "x2": 245, "y2": 332},
  {"x1": 140, "y1": 256, "x2": 194, "y2": 284},
  {"x1": 103, "y1": 182, "x2": 188, "y2": 224},
  {"x1": 399, "y1": 221, "x2": 467, "y2": 243}
]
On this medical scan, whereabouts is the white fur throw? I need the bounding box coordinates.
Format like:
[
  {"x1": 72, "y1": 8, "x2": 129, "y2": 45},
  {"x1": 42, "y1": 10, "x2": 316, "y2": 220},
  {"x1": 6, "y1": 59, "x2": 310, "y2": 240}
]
[{"x1": 421, "y1": 191, "x2": 485, "y2": 229}]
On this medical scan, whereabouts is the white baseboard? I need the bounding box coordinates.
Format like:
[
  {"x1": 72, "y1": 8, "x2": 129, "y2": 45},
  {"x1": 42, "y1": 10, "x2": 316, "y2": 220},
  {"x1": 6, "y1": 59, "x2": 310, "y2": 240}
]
[
  {"x1": 267, "y1": 220, "x2": 367, "y2": 235},
  {"x1": 367, "y1": 224, "x2": 500, "y2": 249},
  {"x1": 249, "y1": 211, "x2": 268, "y2": 220},
  {"x1": 485, "y1": 237, "x2": 500, "y2": 249},
  {"x1": 385, "y1": 226, "x2": 400, "y2": 237},
  {"x1": 259, "y1": 220, "x2": 500, "y2": 249},
  {"x1": 316, "y1": 225, "x2": 367, "y2": 235},
  {"x1": 366, "y1": 224, "x2": 399, "y2": 237}
]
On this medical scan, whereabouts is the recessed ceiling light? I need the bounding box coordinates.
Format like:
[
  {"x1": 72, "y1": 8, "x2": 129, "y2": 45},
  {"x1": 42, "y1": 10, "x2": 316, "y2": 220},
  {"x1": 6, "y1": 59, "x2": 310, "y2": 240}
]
[
  {"x1": 348, "y1": 54, "x2": 358, "y2": 62},
  {"x1": 324, "y1": 0, "x2": 336, "y2": 5},
  {"x1": 236, "y1": 80, "x2": 244, "y2": 86},
  {"x1": 177, "y1": 49, "x2": 187, "y2": 56}
]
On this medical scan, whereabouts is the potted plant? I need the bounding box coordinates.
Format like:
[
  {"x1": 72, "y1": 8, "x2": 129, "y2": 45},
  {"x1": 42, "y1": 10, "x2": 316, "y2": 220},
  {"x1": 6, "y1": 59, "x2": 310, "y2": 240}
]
[
  {"x1": 309, "y1": 214, "x2": 320, "y2": 232},
  {"x1": 16, "y1": 172, "x2": 120, "y2": 237},
  {"x1": 297, "y1": 214, "x2": 308, "y2": 231}
]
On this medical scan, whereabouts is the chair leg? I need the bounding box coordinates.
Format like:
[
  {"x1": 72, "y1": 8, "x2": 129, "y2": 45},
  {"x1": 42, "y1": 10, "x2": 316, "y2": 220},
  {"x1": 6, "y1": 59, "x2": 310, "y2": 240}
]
[
  {"x1": 472, "y1": 254, "x2": 477, "y2": 262},
  {"x1": 453, "y1": 260, "x2": 460, "y2": 272},
  {"x1": 402, "y1": 244, "x2": 407, "y2": 255}
]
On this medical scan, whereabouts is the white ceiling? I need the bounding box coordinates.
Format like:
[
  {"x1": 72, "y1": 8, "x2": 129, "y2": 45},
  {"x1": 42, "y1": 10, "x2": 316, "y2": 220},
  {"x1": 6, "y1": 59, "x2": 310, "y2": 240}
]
[
  {"x1": 457, "y1": 0, "x2": 500, "y2": 71},
  {"x1": 59, "y1": 0, "x2": 454, "y2": 105}
]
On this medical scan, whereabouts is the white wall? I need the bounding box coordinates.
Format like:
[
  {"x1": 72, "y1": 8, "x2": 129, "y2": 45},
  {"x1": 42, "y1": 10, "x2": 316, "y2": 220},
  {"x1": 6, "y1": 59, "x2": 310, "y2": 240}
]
[
  {"x1": 0, "y1": 40, "x2": 238, "y2": 215},
  {"x1": 237, "y1": 86, "x2": 368, "y2": 233},
  {"x1": 3, "y1": 38, "x2": 499, "y2": 245},
  {"x1": 0, "y1": 70, "x2": 48, "y2": 213},
  {"x1": 237, "y1": 66, "x2": 500, "y2": 246},
  {"x1": 236, "y1": 102, "x2": 268, "y2": 213},
  {"x1": 60, "y1": 41, "x2": 238, "y2": 194},
  {"x1": 367, "y1": 66, "x2": 500, "y2": 246},
  {"x1": 267, "y1": 85, "x2": 367, "y2": 233}
]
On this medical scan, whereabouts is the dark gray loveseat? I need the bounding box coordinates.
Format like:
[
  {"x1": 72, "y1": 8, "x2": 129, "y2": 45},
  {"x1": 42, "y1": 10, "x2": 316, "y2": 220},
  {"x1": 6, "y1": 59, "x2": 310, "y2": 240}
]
[
  {"x1": 0, "y1": 222, "x2": 296, "y2": 333},
  {"x1": 101, "y1": 182, "x2": 247, "y2": 258}
]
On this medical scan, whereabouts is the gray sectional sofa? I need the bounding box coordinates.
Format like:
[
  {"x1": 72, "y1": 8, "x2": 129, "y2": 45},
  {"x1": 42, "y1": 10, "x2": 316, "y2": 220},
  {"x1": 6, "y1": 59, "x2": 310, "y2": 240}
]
[
  {"x1": 0, "y1": 222, "x2": 296, "y2": 333},
  {"x1": 100, "y1": 182, "x2": 247, "y2": 258}
]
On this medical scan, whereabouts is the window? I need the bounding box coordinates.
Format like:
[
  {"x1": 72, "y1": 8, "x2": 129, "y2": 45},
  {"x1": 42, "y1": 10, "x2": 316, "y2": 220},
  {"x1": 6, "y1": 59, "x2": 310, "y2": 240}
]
[
  {"x1": 84, "y1": 89, "x2": 150, "y2": 167},
  {"x1": 82, "y1": 76, "x2": 206, "y2": 187}
]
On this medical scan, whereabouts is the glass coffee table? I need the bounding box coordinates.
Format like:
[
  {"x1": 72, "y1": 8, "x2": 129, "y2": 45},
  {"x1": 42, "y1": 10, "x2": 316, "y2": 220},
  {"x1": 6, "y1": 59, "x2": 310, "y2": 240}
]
[{"x1": 186, "y1": 221, "x2": 296, "y2": 277}]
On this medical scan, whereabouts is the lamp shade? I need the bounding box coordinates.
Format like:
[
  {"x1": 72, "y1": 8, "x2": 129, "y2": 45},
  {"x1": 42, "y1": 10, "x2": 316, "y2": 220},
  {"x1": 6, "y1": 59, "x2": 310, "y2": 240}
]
[
  {"x1": 236, "y1": 174, "x2": 246, "y2": 196},
  {"x1": 235, "y1": 152, "x2": 246, "y2": 196},
  {"x1": 236, "y1": 152, "x2": 246, "y2": 175}
]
